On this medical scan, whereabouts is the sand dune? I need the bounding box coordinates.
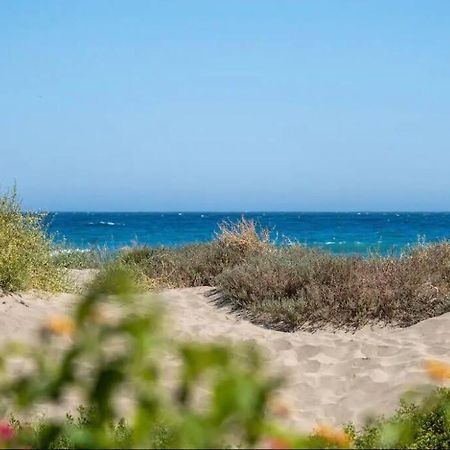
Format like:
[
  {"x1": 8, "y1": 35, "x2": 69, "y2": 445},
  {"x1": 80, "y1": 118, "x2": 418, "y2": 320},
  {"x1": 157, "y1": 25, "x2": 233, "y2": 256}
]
[
  {"x1": 0, "y1": 281, "x2": 449, "y2": 431},
  {"x1": 162, "y1": 287, "x2": 450, "y2": 430}
]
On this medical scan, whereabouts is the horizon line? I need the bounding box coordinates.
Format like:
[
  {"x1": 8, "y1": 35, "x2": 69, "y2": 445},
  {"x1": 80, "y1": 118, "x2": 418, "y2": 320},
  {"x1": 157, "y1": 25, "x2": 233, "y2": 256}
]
[{"x1": 32, "y1": 210, "x2": 450, "y2": 214}]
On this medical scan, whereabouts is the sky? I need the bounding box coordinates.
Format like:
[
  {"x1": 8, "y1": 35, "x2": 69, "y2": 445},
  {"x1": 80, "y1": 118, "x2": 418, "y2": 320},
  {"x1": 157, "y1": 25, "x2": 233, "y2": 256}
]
[{"x1": 1, "y1": 1, "x2": 450, "y2": 212}]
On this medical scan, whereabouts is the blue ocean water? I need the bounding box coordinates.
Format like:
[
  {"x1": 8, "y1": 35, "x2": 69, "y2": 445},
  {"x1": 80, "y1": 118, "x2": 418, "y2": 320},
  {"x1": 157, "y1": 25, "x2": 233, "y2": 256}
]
[{"x1": 45, "y1": 212, "x2": 450, "y2": 255}]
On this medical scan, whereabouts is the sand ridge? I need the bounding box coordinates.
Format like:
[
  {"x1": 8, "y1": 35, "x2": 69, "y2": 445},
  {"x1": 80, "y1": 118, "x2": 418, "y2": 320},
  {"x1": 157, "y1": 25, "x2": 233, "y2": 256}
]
[{"x1": 0, "y1": 283, "x2": 449, "y2": 431}]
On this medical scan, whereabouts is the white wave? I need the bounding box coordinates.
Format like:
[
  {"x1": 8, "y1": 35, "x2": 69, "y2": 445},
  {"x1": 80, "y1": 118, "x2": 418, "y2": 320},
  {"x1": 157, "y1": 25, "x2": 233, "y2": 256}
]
[
  {"x1": 50, "y1": 248, "x2": 90, "y2": 256},
  {"x1": 94, "y1": 221, "x2": 124, "y2": 226}
]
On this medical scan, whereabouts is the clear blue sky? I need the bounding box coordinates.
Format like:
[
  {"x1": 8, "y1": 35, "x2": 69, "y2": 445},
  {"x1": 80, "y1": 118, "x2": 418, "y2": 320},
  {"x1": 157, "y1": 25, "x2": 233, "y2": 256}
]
[{"x1": 2, "y1": 1, "x2": 450, "y2": 211}]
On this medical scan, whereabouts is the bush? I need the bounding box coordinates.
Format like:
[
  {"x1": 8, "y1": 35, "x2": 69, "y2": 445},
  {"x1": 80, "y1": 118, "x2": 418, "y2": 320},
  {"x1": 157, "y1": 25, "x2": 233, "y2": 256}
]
[
  {"x1": 0, "y1": 188, "x2": 66, "y2": 292},
  {"x1": 216, "y1": 244, "x2": 450, "y2": 331},
  {"x1": 120, "y1": 218, "x2": 270, "y2": 288},
  {"x1": 347, "y1": 386, "x2": 450, "y2": 449}
]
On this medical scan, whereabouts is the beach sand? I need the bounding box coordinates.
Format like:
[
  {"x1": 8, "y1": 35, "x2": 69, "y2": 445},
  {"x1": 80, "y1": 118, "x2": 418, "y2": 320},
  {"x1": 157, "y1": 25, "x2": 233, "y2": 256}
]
[{"x1": 0, "y1": 271, "x2": 449, "y2": 431}]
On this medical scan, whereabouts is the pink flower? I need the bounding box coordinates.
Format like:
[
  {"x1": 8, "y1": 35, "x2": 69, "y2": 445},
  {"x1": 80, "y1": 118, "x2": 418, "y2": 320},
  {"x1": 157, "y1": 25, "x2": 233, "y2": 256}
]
[{"x1": 0, "y1": 422, "x2": 15, "y2": 441}]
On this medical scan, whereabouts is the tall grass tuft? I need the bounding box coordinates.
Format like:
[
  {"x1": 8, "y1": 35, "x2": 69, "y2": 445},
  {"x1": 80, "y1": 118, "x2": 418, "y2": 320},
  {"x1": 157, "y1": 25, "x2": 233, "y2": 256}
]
[
  {"x1": 0, "y1": 188, "x2": 66, "y2": 292},
  {"x1": 216, "y1": 217, "x2": 270, "y2": 253}
]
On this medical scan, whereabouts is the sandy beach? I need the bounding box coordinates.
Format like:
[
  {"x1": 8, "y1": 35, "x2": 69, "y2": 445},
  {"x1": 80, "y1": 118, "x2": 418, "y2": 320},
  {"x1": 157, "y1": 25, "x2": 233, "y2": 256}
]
[{"x1": 0, "y1": 270, "x2": 449, "y2": 432}]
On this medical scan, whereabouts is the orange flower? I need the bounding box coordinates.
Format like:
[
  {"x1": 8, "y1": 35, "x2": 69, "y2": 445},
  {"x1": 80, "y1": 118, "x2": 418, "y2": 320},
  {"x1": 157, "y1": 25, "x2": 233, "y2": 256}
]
[
  {"x1": 314, "y1": 424, "x2": 352, "y2": 448},
  {"x1": 46, "y1": 315, "x2": 76, "y2": 336},
  {"x1": 424, "y1": 360, "x2": 450, "y2": 382}
]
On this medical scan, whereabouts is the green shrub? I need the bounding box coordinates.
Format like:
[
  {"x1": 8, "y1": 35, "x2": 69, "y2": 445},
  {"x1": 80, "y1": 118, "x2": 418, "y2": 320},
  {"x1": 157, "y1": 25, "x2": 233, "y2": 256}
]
[
  {"x1": 0, "y1": 188, "x2": 66, "y2": 292},
  {"x1": 346, "y1": 387, "x2": 450, "y2": 449},
  {"x1": 8, "y1": 406, "x2": 133, "y2": 449}
]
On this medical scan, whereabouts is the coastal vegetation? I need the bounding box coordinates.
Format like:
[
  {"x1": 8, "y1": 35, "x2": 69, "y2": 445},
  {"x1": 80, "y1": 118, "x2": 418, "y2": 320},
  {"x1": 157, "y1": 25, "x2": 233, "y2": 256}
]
[
  {"x1": 119, "y1": 218, "x2": 270, "y2": 288},
  {"x1": 0, "y1": 188, "x2": 66, "y2": 292},
  {"x1": 120, "y1": 219, "x2": 450, "y2": 331},
  {"x1": 216, "y1": 242, "x2": 450, "y2": 331},
  {"x1": 345, "y1": 385, "x2": 450, "y2": 449},
  {"x1": 1, "y1": 187, "x2": 450, "y2": 331}
]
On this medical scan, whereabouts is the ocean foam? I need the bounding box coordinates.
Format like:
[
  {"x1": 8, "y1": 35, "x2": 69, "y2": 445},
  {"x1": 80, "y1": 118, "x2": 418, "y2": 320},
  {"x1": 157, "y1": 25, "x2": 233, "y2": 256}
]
[{"x1": 88, "y1": 221, "x2": 124, "y2": 226}]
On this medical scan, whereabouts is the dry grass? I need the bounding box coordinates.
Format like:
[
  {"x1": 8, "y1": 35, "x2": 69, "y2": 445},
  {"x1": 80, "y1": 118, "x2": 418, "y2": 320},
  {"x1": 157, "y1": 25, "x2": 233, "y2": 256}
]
[
  {"x1": 216, "y1": 217, "x2": 270, "y2": 252},
  {"x1": 216, "y1": 243, "x2": 450, "y2": 331}
]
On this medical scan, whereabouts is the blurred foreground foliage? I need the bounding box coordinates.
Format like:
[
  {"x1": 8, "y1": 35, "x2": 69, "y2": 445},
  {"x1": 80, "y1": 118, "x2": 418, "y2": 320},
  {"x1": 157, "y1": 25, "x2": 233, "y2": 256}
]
[
  {"x1": 0, "y1": 267, "x2": 306, "y2": 448},
  {"x1": 346, "y1": 386, "x2": 450, "y2": 449}
]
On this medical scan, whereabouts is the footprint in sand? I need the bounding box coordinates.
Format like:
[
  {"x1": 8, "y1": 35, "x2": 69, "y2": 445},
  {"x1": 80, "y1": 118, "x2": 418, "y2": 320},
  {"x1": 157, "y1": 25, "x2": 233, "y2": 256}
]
[{"x1": 272, "y1": 338, "x2": 294, "y2": 351}]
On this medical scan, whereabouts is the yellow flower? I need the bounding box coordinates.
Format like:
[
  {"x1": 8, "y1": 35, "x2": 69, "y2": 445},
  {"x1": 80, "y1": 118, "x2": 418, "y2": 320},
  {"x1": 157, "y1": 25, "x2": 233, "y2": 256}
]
[
  {"x1": 46, "y1": 315, "x2": 76, "y2": 336},
  {"x1": 314, "y1": 424, "x2": 352, "y2": 448},
  {"x1": 424, "y1": 360, "x2": 450, "y2": 382}
]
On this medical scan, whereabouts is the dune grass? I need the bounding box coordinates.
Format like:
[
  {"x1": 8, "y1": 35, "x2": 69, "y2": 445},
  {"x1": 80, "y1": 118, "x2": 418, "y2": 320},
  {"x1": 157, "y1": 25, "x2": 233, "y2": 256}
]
[
  {"x1": 122, "y1": 220, "x2": 450, "y2": 331},
  {"x1": 0, "y1": 188, "x2": 66, "y2": 292},
  {"x1": 119, "y1": 218, "x2": 269, "y2": 288}
]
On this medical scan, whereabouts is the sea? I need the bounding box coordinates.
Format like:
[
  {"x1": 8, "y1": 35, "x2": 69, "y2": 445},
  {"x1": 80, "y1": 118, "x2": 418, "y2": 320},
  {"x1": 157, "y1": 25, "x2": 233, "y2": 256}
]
[{"x1": 44, "y1": 212, "x2": 450, "y2": 256}]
